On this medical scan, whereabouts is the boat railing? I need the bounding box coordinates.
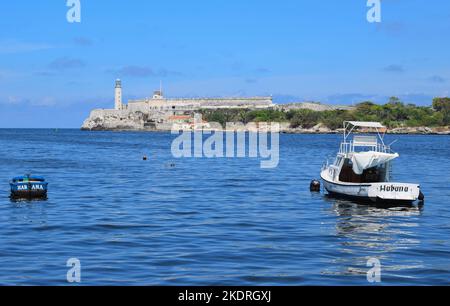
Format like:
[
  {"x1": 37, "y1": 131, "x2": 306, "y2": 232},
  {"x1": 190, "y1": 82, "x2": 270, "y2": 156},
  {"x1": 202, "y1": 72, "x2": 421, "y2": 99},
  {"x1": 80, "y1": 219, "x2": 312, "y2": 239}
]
[
  {"x1": 322, "y1": 155, "x2": 339, "y2": 171},
  {"x1": 339, "y1": 141, "x2": 391, "y2": 154}
]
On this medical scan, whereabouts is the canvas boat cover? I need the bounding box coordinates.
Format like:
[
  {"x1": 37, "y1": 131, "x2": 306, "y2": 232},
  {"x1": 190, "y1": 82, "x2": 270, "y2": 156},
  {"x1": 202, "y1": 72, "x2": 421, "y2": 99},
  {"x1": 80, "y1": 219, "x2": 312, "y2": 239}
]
[
  {"x1": 351, "y1": 151, "x2": 399, "y2": 175},
  {"x1": 346, "y1": 121, "x2": 385, "y2": 128}
]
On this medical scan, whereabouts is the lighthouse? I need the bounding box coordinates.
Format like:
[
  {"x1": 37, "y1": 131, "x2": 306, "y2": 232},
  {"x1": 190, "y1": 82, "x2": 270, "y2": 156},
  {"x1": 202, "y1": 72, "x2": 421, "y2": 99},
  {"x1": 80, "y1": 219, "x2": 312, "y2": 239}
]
[{"x1": 115, "y1": 79, "x2": 123, "y2": 110}]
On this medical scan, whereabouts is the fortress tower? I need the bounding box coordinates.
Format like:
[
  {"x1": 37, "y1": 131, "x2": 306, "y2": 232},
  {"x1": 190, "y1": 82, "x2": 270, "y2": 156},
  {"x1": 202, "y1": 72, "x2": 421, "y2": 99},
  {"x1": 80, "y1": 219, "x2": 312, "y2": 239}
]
[
  {"x1": 115, "y1": 79, "x2": 123, "y2": 110},
  {"x1": 152, "y1": 81, "x2": 164, "y2": 99}
]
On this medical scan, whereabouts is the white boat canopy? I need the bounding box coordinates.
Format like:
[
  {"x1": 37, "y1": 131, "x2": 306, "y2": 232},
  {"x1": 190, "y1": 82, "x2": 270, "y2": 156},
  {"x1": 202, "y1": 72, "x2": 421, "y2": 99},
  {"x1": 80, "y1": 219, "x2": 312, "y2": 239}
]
[
  {"x1": 346, "y1": 121, "x2": 385, "y2": 128},
  {"x1": 343, "y1": 121, "x2": 388, "y2": 144},
  {"x1": 351, "y1": 151, "x2": 399, "y2": 175}
]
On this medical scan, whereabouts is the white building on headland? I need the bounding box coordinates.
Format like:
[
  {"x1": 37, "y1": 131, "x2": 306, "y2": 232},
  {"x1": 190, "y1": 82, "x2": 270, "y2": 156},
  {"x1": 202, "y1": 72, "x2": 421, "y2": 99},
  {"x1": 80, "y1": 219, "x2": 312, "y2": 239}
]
[
  {"x1": 114, "y1": 80, "x2": 274, "y2": 113},
  {"x1": 114, "y1": 79, "x2": 123, "y2": 110}
]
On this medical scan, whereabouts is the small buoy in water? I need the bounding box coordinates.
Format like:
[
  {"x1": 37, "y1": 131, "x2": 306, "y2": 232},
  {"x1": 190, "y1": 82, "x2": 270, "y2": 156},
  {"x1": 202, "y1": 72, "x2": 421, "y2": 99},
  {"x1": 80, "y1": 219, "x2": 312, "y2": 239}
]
[
  {"x1": 143, "y1": 155, "x2": 148, "y2": 161},
  {"x1": 419, "y1": 191, "x2": 425, "y2": 202},
  {"x1": 310, "y1": 179, "x2": 321, "y2": 192}
]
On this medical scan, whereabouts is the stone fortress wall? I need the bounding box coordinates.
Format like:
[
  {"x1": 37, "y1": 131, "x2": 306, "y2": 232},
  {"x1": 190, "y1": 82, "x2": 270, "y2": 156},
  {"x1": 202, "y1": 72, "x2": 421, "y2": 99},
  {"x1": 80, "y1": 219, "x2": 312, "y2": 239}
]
[{"x1": 127, "y1": 97, "x2": 274, "y2": 113}]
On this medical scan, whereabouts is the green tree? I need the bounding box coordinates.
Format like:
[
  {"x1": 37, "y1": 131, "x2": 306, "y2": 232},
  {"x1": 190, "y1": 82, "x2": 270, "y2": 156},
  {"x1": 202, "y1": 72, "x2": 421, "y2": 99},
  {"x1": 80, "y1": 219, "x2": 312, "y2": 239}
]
[
  {"x1": 289, "y1": 109, "x2": 320, "y2": 129},
  {"x1": 387, "y1": 96, "x2": 402, "y2": 106},
  {"x1": 320, "y1": 110, "x2": 356, "y2": 130},
  {"x1": 433, "y1": 97, "x2": 450, "y2": 125}
]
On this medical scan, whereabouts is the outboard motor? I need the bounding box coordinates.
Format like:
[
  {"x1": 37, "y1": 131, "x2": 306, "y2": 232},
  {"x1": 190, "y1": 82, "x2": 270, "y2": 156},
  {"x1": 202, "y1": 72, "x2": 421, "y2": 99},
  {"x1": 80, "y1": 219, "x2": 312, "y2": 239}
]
[
  {"x1": 419, "y1": 191, "x2": 425, "y2": 202},
  {"x1": 310, "y1": 179, "x2": 321, "y2": 192}
]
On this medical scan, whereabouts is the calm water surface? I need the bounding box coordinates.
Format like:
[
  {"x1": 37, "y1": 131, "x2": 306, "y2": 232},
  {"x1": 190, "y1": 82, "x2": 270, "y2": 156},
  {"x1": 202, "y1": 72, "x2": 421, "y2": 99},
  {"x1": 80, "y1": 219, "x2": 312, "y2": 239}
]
[{"x1": 0, "y1": 129, "x2": 449, "y2": 285}]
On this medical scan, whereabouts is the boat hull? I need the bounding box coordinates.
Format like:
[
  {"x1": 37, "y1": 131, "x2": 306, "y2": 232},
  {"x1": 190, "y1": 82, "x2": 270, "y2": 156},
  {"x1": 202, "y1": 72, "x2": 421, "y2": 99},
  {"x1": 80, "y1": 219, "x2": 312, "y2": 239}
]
[
  {"x1": 325, "y1": 190, "x2": 417, "y2": 205},
  {"x1": 321, "y1": 170, "x2": 421, "y2": 203},
  {"x1": 10, "y1": 182, "x2": 48, "y2": 199}
]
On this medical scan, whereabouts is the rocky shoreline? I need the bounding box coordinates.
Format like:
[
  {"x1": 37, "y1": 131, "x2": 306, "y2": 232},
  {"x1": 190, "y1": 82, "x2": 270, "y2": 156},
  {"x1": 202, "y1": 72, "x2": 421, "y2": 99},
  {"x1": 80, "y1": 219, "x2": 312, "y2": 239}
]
[
  {"x1": 81, "y1": 109, "x2": 450, "y2": 135},
  {"x1": 82, "y1": 123, "x2": 450, "y2": 135},
  {"x1": 281, "y1": 125, "x2": 450, "y2": 135}
]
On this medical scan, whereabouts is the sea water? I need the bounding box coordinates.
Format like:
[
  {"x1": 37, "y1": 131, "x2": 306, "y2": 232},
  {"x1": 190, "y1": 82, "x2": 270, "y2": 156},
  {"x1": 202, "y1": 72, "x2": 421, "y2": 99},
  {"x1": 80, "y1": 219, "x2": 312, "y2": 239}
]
[{"x1": 0, "y1": 129, "x2": 449, "y2": 285}]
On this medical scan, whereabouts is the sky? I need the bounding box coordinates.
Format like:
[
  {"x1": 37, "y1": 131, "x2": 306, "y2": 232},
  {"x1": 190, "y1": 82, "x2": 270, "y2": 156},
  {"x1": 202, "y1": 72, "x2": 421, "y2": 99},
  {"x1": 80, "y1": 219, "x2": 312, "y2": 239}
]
[{"x1": 0, "y1": 0, "x2": 449, "y2": 128}]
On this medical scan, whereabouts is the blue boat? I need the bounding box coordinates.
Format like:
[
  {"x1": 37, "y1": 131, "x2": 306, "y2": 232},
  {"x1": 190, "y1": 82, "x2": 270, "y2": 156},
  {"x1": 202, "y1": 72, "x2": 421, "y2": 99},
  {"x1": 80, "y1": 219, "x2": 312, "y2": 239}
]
[{"x1": 10, "y1": 175, "x2": 48, "y2": 199}]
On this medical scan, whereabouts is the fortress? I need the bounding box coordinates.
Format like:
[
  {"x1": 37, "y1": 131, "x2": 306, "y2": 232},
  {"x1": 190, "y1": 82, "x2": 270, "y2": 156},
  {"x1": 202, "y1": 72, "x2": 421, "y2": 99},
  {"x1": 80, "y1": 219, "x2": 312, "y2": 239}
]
[
  {"x1": 114, "y1": 80, "x2": 273, "y2": 112},
  {"x1": 82, "y1": 80, "x2": 274, "y2": 131}
]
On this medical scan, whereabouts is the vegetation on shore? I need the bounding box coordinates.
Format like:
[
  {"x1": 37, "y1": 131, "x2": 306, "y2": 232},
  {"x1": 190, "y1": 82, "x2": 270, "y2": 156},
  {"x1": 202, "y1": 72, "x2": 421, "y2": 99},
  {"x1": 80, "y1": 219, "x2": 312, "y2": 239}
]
[{"x1": 200, "y1": 97, "x2": 450, "y2": 129}]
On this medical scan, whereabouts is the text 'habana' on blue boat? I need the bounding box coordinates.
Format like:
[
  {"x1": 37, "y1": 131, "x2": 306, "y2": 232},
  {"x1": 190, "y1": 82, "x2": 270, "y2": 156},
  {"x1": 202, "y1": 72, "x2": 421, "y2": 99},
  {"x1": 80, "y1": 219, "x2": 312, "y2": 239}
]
[{"x1": 9, "y1": 174, "x2": 48, "y2": 199}]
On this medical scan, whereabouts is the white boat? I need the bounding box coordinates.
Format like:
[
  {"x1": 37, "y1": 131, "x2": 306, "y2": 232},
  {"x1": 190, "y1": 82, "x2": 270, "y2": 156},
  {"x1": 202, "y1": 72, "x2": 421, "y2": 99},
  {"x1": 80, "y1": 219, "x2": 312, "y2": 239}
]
[{"x1": 320, "y1": 121, "x2": 424, "y2": 204}]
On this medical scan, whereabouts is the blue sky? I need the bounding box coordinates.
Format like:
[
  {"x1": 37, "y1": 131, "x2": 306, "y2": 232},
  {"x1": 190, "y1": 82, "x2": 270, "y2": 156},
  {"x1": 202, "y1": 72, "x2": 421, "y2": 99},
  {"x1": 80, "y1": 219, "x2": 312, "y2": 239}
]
[{"x1": 0, "y1": 0, "x2": 449, "y2": 127}]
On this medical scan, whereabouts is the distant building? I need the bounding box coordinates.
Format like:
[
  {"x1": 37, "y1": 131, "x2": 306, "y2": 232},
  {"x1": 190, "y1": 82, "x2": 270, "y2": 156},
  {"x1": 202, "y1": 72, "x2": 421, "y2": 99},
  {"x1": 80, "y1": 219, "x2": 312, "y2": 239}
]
[
  {"x1": 114, "y1": 79, "x2": 123, "y2": 110},
  {"x1": 152, "y1": 91, "x2": 164, "y2": 99}
]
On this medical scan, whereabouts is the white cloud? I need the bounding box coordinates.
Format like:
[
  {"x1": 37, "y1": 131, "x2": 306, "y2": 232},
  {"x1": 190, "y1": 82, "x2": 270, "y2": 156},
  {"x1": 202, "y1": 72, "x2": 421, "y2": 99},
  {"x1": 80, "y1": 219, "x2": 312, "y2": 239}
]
[
  {"x1": 0, "y1": 41, "x2": 55, "y2": 54},
  {"x1": 0, "y1": 95, "x2": 57, "y2": 107},
  {"x1": 4, "y1": 96, "x2": 29, "y2": 105},
  {"x1": 32, "y1": 96, "x2": 57, "y2": 107},
  {"x1": 48, "y1": 57, "x2": 86, "y2": 71}
]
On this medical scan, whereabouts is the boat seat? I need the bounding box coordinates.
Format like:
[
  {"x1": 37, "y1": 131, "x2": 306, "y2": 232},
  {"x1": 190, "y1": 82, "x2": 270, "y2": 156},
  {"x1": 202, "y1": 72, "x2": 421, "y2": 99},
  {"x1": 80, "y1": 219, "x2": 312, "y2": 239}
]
[{"x1": 353, "y1": 136, "x2": 378, "y2": 147}]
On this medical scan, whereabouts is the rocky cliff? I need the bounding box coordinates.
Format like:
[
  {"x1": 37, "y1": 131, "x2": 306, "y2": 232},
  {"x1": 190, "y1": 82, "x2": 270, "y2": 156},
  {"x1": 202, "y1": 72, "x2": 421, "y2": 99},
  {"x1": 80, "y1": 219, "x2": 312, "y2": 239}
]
[{"x1": 82, "y1": 109, "x2": 148, "y2": 131}]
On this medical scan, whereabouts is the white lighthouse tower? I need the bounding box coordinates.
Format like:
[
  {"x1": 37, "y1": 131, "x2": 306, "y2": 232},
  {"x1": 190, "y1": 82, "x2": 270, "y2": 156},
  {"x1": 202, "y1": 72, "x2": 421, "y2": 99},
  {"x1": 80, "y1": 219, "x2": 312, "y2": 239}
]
[{"x1": 115, "y1": 79, "x2": 123, "y2": 110}]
